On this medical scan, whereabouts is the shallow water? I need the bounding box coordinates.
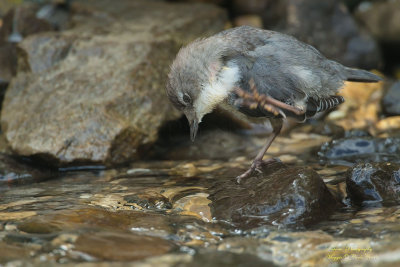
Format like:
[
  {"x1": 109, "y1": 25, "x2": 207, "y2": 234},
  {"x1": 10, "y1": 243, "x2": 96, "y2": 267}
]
[{"x1": 1, "y1": 130, "x2": 400, "y2": 266}]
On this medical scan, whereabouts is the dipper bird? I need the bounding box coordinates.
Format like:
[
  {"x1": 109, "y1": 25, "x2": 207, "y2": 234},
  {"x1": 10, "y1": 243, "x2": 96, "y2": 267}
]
[{"x1": 166, "y1": 26, "x2": 382, "y2": 182}]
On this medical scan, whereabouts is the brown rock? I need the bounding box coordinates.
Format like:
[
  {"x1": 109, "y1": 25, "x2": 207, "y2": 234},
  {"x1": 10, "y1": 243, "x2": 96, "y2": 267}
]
[
  {"x1": 209, "y1": 161, "x2": 339, "y2": 229},
  {"x1": 1, "y1": 0, "x2": 227, "y2": 166},
  {"x1": 74, "y1": 231, "x2": 176, "y2": 261},
  {"x1": 327, "y1": 80, "x2": 384, "y2": 134},
  {"x1": 233, "y1": 15, "x2": 263, "y2": 28}
]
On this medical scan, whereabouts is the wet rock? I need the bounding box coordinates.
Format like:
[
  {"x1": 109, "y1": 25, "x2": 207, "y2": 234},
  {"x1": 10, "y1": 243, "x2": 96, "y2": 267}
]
[
  {"x1": 355, "y1": 0, "x2": 400, "y2": 43},
  {"x1": 0, "y1": 153, "x2": 56, "y2": 187},
  {"x1": 74, "y1": 231, "x2": 176, "y2": 261},
  {"x1": 319, "y1": 137, "x2": 400, "y2": 165},
  {"x1": 124, "y1": 192, "x2": 172, "y2": 210},
  {"x1": 209, "y1": 161, "x2": 339, "y2": 229},
  {"x1": 382, "y1": 81, "x2": 400, "y2": 116},
  {"x1": 1, "y1": 0, "x2": 227, "y2": 166},
  {"x1": 346, "y1": 162, "x2": 400, "y2": 206},
  {"x1": 0, "y1": 242, "x2": 33, "y2": 263},
  {"x1": 176, "y1": 250, "x2": 276, "y2": 267},
  {"x1": 18, "y1": 208, "x2": 174, "y2": 235}
]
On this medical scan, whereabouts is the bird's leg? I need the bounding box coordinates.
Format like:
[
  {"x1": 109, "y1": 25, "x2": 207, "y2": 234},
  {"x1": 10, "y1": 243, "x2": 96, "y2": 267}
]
[
  {"x1": 236, "y1": 118, "x2": 283, "y2": 183},
  {"x1": 235, "y1": 79, "x2": 306, "y2": 116}
]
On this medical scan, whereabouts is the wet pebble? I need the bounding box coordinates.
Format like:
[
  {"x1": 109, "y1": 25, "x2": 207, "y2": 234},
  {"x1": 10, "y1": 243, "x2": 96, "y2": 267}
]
[
  {"x1": 346, "y1": 162, "x2": 400, "y2": 206},
  {"x1": 209, "y1": 161, "x2": 339, "y2": 229}
]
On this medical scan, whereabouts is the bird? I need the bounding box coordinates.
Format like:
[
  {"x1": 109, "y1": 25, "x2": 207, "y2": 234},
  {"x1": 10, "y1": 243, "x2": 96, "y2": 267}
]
[{"x1": 165, "y1": 26, "x2": 382, "y2": 183}]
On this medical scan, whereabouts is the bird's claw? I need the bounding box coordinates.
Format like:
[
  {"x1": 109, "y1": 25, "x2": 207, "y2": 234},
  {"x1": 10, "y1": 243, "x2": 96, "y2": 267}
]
[{"x1": 236, "y1": 158, "x2": 281, "y2": 184}]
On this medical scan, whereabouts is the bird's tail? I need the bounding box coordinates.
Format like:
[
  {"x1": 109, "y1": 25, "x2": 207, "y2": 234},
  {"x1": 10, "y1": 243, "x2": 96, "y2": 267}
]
[{"x1": 344, "y1": 67, "x2": 382, "y2": 83}]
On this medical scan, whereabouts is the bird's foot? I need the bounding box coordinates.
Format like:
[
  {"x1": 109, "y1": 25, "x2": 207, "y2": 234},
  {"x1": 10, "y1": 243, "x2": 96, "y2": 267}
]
[{"x1": 236, "y1": 158, "x2": 280, "y2": 184}]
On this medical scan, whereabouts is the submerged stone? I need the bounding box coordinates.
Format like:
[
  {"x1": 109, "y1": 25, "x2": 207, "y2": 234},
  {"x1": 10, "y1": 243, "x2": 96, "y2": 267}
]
[
  {"x1": 209, "y1": 161, "x2": 339, "y2": 229},
  {"x1": 175, "y1": 250, "x2": 276, "y2": 267},
  {"x1": 319, "y1": 137, "x2": 400, "y2": 165},
  {"x1": 74, "y1": 231, "x2": 176, "y2": 261},
  {"x1": 346, "y1": 162, "x2": 400, "y2": 206}
]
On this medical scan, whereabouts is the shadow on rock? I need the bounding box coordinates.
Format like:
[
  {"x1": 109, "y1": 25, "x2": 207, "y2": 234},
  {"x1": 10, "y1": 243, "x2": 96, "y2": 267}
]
[{"x1": 208, "y1": 161, "x2": 340, "y2": 230}]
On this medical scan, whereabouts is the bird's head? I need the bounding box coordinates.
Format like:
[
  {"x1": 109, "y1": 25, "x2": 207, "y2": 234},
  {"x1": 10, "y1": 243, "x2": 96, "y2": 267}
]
[{"x1": 166, "y1": 38, "x2": 240, "y2": 142}]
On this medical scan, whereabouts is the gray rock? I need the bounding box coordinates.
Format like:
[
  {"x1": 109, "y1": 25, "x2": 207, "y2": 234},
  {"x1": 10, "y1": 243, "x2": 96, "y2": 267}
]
[
  {"x1": 383, "y1": 81, "x2": 400, "y2": 116},
  {"x1": 0, "y1": 4, "x2": 54, "y2": 88},
  {"x1": 261, "y1": 0, "x2": 381, "y2": 69},
  {"x1": 355, "y1": 0, "x2": 400, "y2": 42},
  {"x1": 319, "y1": 137, "x2": 400, "y2": 166},
  {"x1": 346, "y1": 162, "x2": 400, "y2": 206},
  {"x1": 1, "y1": 0, "x2": 227, "y2": 165},
  {"x1": 209, "y1": 161, "x2": 339, "y2": 229}
]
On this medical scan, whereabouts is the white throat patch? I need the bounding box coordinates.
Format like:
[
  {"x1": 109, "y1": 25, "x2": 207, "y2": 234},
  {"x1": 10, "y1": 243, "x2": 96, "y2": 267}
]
[{"x1": 195, "y1": 63, "x2": 240, "y2": 122}]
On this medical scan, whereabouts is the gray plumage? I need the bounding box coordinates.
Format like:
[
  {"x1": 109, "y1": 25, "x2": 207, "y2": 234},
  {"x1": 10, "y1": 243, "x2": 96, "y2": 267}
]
[
  {"x1": 166, "y1": 26, "x2": 382, "y2": 180},
  {"x1": 166, "y1": 26, "x2": 381, "y2": 123}
]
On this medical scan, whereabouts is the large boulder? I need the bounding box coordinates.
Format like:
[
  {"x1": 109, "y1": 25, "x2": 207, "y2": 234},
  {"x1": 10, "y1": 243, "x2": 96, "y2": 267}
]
[
  {"x1": 232, "y1": 0, "x2": 381, "y2": 69},
  {"x1": 1, "y1": 0, "x2": 227, "y2": 166},
  {"x1": 355, "y1": 0, "x2": 400, "y2": 43}
]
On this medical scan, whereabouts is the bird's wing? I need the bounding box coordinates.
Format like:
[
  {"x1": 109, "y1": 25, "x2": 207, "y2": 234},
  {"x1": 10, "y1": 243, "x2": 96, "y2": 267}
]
[{"x1": 227, "y1": 33, "x2": 348, "y2": 118}]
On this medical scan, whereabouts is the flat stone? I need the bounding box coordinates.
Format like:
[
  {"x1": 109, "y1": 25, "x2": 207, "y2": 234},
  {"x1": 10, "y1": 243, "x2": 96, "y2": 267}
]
[
  {"x1": 0, "y1": 0, "x2": 227, "y2": 166},
  {"x1": 208, "y1": 161, "x2": 339, "y2": 229},
  {"x1": 74, "y1": 231, "x2": 176, "y2": 261}
]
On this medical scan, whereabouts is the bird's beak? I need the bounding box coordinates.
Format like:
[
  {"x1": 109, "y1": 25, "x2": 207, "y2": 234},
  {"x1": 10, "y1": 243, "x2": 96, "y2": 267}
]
[
  {"x1": 189, "y1": 118, "x2": 199, "y2": 142},
  {"x1": 184, "y1": 111, "x2": 199, "y2": 142}
]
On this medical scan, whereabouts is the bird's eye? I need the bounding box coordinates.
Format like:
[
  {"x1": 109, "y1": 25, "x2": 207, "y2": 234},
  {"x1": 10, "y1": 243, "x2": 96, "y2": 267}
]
[{"x1": 183, "y1": 93, "x2": 192, "y2": 105}]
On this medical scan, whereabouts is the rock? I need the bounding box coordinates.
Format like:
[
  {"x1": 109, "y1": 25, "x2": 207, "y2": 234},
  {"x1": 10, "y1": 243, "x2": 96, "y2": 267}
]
[
  {"x1": 0, "y1": 153, "x2": 56, "y2": 187},
  {"x1": 382, "y1": 81, "x2": 400, "y2": 116},
  {"x1": 355, "y1": 0, "x2": 400, "y2": 43},
  {"x1": 0, "y1": 43, "x2": 16, "y2": 88},
  {"x1": 346, "y1": 162, "x2": 400, "y2": 206},
  {"x1": 233, "y1": 15, "x2": 263, "y2": 28},
  {"x1": 240, "y1": 0, "x2": 381, "y2": 69},
  {"x1": 74, "y1": 231, "x2": 176, "y2": 261},
  {"x1": 175, "y1": 250, "x2": 277, "y2": 267},
  {"x1": 0, "y1": 4, "x2": 53, "y2": 43},
  {"x1": 0, "y1": 4, "x2": 54, "y2": 87},
  {"x1": 285, "y1": 0, "x2": 381, "y2": 69},
  {"x1": 376, "y1": 116, "x2": 400, "y2": 134},
  {"x1": 1, "y1": 0, "x2": 227, "y2": 166},
  {"x1": 327, "y1": 80, "x2": 384, "y2": 134},
  {"x1": 319, "y1": 137, "x2": 400, "y2": 165},
  {"x1": 0, "y1": 242, "x2": 33, "y2": 263},
  {"x1": 208, "y1": 161, "x2": 339, "y2": 229}
]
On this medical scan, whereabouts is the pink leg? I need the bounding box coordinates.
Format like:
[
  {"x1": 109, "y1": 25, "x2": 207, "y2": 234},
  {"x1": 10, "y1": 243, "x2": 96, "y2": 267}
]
[{"x1": 236, "y1": 118, "x2": 283, "y2": 183}]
